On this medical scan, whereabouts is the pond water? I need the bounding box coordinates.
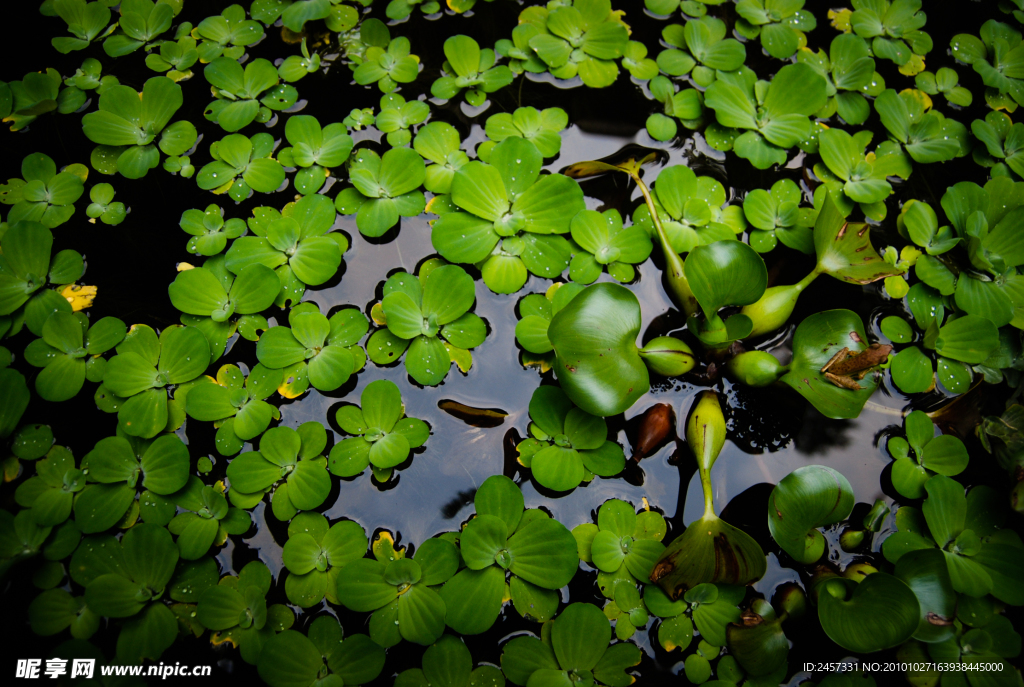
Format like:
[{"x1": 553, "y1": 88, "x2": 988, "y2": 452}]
[{"x1": 1, "y1": 0, "x2": 1018, "y2": 684}]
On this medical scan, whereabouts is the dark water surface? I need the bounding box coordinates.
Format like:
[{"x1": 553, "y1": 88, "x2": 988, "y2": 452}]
[{"x1": 1, "y1": 0, "x2": 1017, "y2": 684}]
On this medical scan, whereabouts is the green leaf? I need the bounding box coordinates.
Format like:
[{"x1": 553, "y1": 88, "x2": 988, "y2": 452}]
[
  {"x1": 685, "y1": 241, "x2": 767, "y2": 318},
  {"x1": 547, "y1": 283, "x2": 649, "y2": 417},
  {"x1": 780, "y1": 309, "x2": 881, "y2": 419},
  {"x1": 551, "y1": 603, "x2": 610, "y2": 672},
  {"x1": 935, "y1": 316, "x2": 999, "y2": 364},
  {"x1": 817, "y1": 574, "x2": 920, "y2": 652},
  {"x1": 768, "y1": 466, "x2": 855, "y2": 564}
]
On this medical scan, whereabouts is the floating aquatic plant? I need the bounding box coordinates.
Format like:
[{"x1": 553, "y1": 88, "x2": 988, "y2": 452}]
[
  {"x1": 517, "y1": 385, "x2": 626, "y2": 491},
  {"x1": 328, "y1": 379, "x2": 429, "y2": 482},
  {"x1": 366, "y1": 261, "x2": 486, "y2": 386}
]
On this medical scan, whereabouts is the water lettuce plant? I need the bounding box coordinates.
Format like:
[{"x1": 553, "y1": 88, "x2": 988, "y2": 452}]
[
  {"x1": 50, "y1": 0, "x2": 115, "y2": 54},
  {"x1": 14, "y1": 444, "x2": 84, "y2": 527},
  {"x1": 629, "y1": 164, "x2": 746, "y2": 256},
  {"x1": 193, "y1": 4, "x2": 263, "y2": 62},
  {"x1": 278, "y1": 38, "x2": 320, "y2": 83},
  {"x1": 334, "y1": 147, "x2": 426, "y2": 238},
  {"x1": 0, "y1": 221, "x2": 87, "y2": 340},
  {"x1": 1, "y1": 153, "x2": 85, "y2": 229},
  {"x1": 144, "y1": 25, "x2": 199, "y2": 80},
  {"x1": 518, "y1": 0, "x2": 629, "y2": 88},
  {"x1": 257, "y1": 616, "x2": 384, "y2": 687},
  {"x1": 850, "y1": 0, "x2": 931, "y2": 69},
  {"x1": 796, "y1": 33, "x2": 880, "y2": 125},
  {"x1": 169, "y1": 262, "x2": 281, "y2": 322},
  {"x1": 24, "y1": 312, "x2": 125, "y2": 402},
  {"x1": 873, "y1": 88, "x2": 965, "y2": 164},
  {"x1": 101, "y1": 324, "x2": 210, "y2": 438},
  {"x1": 276, "y1": 115, "x2": 354, "y2": 195},
  {"x1": 741, "y1": 178, "x2": 816, "y2": 253},
  {"x1": 642, "y1": 582, "x2": 745, "y2": 655},
  {"x1": 651, "y1": 392, "x2": 767, "y2": 596},
  {"x1": 197, "y1": 132, "x2": 286, "y2": 201},
  {"x1": 366, "y1": 262, "x2": 486, "y2": 386},
  {"x1": 644, "y1": 76, "x2": 703, "y2": 142},
  {"x1": 393, "y1": 635, "x2": 503, "y2": 687},
  {"x1": 414, "y1": 122, "x2": 469, "y2": 195},
  {"x1": 431, "y1": 35, "x2": 514, "y2": 105},
  {"x1": 887, "y1": 411, "x2": 969, "y2": 499},
  {"x1": 280, "y1": 513, "x2": 368, "y2": 607},
  {"x1": 180, "y1": 204, "x2": 246, "y2": 257},
  {"x1": 573, "y1": 499, "x2": 666, "y2": 597},
  {"x1": 203, "y1": 57, "x2": 294, "y2": 132},
  {"x1": 81, "y1": 76, "x2": 196, "y2": 178},
  {"x1": 514, "y1": 282, "x2": 583, "y2": 372},
  {"x1": 704, "y1": 63, "x2": 827, "y2": 169},
  {"x1": 169, "y1": 476, "x2": 251, "y2": 559},
  {"x1": 250, "y1": 0, "x2": 360, "y2": 32},
  {"x1": 568, "y1": 209, "x2": 652, "y2": 284},
  {"x1": 814, "y1": 127, "x2": 911, "y2": 221},
  {"x1": 375, "y1": 94, "x2": 430, "y2": 148},
  {"x1": 80, "y1": 524, "x2": 180, "y2": 662},
  {"x1": 516, "y1": 385, "x2": 625, "y2": 491},
  {"x1": 226, "y1": 423, "x2": 330, "y2": 520},
  {"x1": 952, "y1": 20, "x2": 1024, "y2": 109},
  {"x1": 735, "y1": 0, "x2": 816, "y2": 60},
  {"x1": 196, "y1": 560, "x2": 294, "y2": 664},
  {"x1": 336, "y1": 535, "x2": 460, "y2": 647},
  {"x1": 481, "y1": 106, "x2": 568, "y2": 159},
  {"x1": 328, "y1": 379, "x2": 429, "y2": 482},
  {"x1": 102, "y1": 0, "x2": 177, "y2": 58},
  {"x1": 352, "y1": 24, "x2": 420, "y2": 94},
  {"x1": 883, "y1": 475, "x2": 1024, "y2": 605},
  {"x1": 85, "y1": 182, "x2": 126, "y2": 225},
  {"x1": 441, "y1": 475, "x2": 578, "y2": 635},
  {"x1": 500, "y1": 602, "x2": 641, "y2": 686},
  {"x1": 656, "y1": 16, "x2": 745, "y2": 86},
  {"x1": 185, "y1": 363, "x2": 283, "y2": 454},
  {"x1": 431, "y1": 136, "x2": 585, "y2": 293},
  {"x1": 73, "y1": 432, "x2": 188, "y2": 533},
  {"x1": 256, "y1": 304, "x2": 367, "y2": 396}
]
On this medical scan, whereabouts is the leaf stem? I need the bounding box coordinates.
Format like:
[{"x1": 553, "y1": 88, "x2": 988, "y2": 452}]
[{"x1": 630, "y1": 171, "x2": 698, "y2": 317}]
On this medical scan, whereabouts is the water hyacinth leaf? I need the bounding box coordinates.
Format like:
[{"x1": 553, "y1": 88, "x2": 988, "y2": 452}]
[
  {"x1": 894, "y1": 548, "x2": 957, "y2": 643},
  {"x1": 768, "y1": 466, "x2": 855, "y2": 564},
  {"x1": 547, "y1": 283, "x2": 648, "y2": 417},
  {"x1": 780, "y1": 309, "x2": 882, "y2": 419},
  {"x1": 685, "y1": 240, "x2": 767, "y2": 319},
  {"x1": 817, "y1": 574, "x2": 920, "y2": 653},
  {"x1": 814, "y1": 192, "x2": 904, "y2": 284}
]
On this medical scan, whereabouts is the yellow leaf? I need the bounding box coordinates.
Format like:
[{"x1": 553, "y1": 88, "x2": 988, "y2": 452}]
[
  {"x1": 3, "y1": 456, "x2": 21, "y2": 482},
  {"x1": 373, "y1": 530, "x2": 405, "y2": 561},
  {"x1": 370, "y1": 302, "x2": 386, "y2": 326},
  {"x1": 211, "y1": 179, "x2": 234, "y2": 195},
  {"x1": 444, "y1": 342, "x2": 472, "y2": 373},
  {"x1": 641, "y1": 497, "x2": 650, "y2": 511},
  {"x1": 521, "y1": 351, "x2": 553, "y2": 373},
  {"x1": 63, "y1": 163, "x2": 89, "y2": 183},
  {"x1": 210, "y1": 632, "x2": 238, "y2": 649},
  {"x1": 900, "y1": 245, "x2": 923, "y2": 266},
  {"x1": 828, "y1": 8, "x2": 853, "y2": 32},
  {"x1": 899, "y1": 54, "x2": 926, "y2": 77},
  {"x1": 502, "y1": 582, "x2": 511, "y2": 604},
  {"x1": 61, "y1": 284, "x2": 96, "y2": 311},
  {"x1": 900, "y1": 87, "x2": 932, "y2": 111},
  {"x1": 177, "y1": 262, "x2": 195, "y2": 271}
]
